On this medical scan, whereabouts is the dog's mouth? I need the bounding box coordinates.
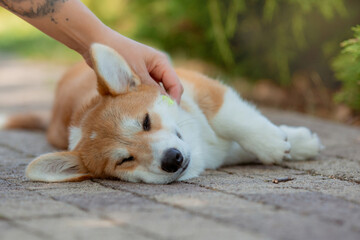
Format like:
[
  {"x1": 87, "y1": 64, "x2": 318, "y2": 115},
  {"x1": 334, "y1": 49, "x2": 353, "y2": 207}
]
[
  {"x1": 181, "y1": 160, "x2": 189, "y2": 173},
  {"x1": 178, "y1": 157, "x2": 190, "y2": 177}
]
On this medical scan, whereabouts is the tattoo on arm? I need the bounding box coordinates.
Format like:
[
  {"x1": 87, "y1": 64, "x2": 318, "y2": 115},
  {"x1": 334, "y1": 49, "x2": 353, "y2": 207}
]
[{"x1": 0, "y1": 0, "x2": 68, "y2": 20}]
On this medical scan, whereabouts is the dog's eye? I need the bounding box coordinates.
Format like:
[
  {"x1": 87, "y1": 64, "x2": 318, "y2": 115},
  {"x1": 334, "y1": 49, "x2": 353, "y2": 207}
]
[
  {"x1": 143, "y1": 113, "x2": 151, "y2": 131},
  {"x1": 176, "y1": 131, "x2": 182, "y2": 139},
  {"x1": 117, "y1": 156, "x2": 135, "y2": 166}
]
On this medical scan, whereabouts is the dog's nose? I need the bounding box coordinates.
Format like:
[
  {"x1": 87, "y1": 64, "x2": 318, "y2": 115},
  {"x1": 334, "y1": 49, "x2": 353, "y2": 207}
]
[{"x1": 161, "y1": 148, "x2": 184, "y2": 173}]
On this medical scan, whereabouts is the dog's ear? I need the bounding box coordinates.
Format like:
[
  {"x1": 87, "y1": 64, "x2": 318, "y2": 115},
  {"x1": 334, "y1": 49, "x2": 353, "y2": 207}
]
[
  {"x1": 26, "y1": 151, "x2": 92, "y2": 182},
  {"x1": 90, "y1": 43, "x2": 140, "y2": 96}
]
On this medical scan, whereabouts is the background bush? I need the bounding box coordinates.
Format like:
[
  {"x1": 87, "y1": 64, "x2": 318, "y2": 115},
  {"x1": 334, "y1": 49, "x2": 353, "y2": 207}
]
[
  {"x1": 0, "y1": 0, "x2": 359, "y2": 113},
  {"x1": 333, "y1": 25, "x2": 360, "y2": 112}
]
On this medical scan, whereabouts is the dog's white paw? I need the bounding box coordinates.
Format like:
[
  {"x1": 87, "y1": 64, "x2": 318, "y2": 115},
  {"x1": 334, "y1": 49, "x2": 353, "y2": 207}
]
[
  {"x1": 280, "y1": 125, "x2": 324, "y2": 161},
  {"x1": 242, "y1": 124, "x2": 292, "y2": 164}
]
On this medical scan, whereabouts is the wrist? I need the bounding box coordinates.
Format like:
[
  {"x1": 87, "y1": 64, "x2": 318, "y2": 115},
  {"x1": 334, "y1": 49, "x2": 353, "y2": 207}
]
[
  {"x1": 66, "y1": 18, "x2": 110, "y2": 57},
  {"x1": 47, "y1": 0, "x2": 115, "y2": 58}
]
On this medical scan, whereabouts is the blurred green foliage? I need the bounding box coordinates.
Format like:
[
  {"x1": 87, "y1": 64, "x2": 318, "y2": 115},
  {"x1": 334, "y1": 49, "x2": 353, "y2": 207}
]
[
  {"x1": 124, "y1": 0, "x2": 360, "y2": 86},
  {"x1": 333, "y1": 25, "x2": 360, "y2": 112},
  {"x1": 0, "y1": 8, "x2": 80, "y2": 61},
  {"x1": 0, "y1": 0, "x2": 360, "y2": 110}
]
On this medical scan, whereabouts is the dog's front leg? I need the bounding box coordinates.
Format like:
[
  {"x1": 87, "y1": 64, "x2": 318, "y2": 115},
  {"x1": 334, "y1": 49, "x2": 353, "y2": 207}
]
[{"x1": 210, "y1": 89, "x2": 291, "y2": 164}]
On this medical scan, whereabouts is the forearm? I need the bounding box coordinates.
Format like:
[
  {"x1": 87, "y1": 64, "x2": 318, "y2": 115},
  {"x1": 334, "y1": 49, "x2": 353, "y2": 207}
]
[{"x1": 0, "y1": 0, "x2": 109, "y2": 56}]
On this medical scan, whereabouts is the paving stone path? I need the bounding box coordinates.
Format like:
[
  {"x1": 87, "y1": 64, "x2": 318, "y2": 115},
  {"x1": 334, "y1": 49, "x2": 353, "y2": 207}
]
[{"x1": 1, "y1": 59, "x2": 360, "y2": 240}]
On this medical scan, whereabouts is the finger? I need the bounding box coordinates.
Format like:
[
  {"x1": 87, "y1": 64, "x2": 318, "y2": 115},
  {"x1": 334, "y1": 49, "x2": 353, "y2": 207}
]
[
  {"x1": 149, "y1": 63, "x2": 183, "y2": 104},
  {"x1": 160, "y1": 69, "x2": 183, "y2": 104},
  {"x1": 138, "y1": 71, "x2": 167, "y2": 95},
  {"x1": 166, "y1": 82, "x2": 183, "y2": 104}
]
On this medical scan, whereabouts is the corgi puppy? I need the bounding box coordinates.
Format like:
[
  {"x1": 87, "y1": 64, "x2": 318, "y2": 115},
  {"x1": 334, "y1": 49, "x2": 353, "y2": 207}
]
[{"x1": 1, "y1": 44, "x2": 323, "y2": 184}]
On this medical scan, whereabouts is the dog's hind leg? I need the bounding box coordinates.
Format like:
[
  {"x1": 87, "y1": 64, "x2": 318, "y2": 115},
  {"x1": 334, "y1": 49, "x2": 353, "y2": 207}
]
[{"x1": 210, "y1": 88, "x2": 292, "y2": 164}]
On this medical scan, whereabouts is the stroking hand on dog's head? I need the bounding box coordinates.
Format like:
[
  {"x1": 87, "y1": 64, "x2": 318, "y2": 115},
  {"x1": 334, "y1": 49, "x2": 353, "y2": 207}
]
[{"x1": 26, "y1": 44, "x2": 191, "y2": 184}]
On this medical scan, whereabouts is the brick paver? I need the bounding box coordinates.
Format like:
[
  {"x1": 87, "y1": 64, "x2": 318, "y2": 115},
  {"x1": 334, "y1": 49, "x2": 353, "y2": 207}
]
[{"x1": 1, "y1": 59, "x2": 359, "y2": 240}]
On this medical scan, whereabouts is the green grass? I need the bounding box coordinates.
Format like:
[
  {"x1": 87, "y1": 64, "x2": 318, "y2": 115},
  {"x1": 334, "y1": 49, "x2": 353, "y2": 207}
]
[{"x1": 0, "y1": 8, "x2": 80, "y2": 62}]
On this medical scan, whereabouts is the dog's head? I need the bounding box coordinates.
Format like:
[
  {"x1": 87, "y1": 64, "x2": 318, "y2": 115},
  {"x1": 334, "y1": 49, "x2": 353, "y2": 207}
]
[{"x1": 26, "y1": 44, "x2": 191, "y2": 184}]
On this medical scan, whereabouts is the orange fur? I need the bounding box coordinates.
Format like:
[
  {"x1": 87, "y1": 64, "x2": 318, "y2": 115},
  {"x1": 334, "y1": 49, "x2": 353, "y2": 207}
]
[
  {"x1": 4, "y1": 113, "x2": 47, "y2": 130},
  {"x1": 47, "y1": 62, "x2": 98, "y2": 149},
  {"x1": 69, "y1": 85, "x2": 160, "y2": 177},
  {"x1": 46, "y1": 66, "x2": 226, "y2": 151},
  {"x1": 176, "y1": 68, "x2": 226, "y2": 119}
]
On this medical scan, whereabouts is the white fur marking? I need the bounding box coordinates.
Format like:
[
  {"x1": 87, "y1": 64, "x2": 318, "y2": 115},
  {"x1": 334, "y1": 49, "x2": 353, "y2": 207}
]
[
  {"x1": 69, "y1": 126, "x2": 82, "y2": 150},
  {"x1": 90, "y1": 132, "x2": 97, "y2": 140},
  {"x1": 121, "y1": 118, "x2": 141, "y2": 135}
]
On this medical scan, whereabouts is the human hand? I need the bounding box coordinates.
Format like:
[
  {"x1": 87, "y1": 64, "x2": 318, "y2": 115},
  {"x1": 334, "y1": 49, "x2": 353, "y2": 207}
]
[{"x1": 83, "y1": 29, "x2": 183, "y2": 104}]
